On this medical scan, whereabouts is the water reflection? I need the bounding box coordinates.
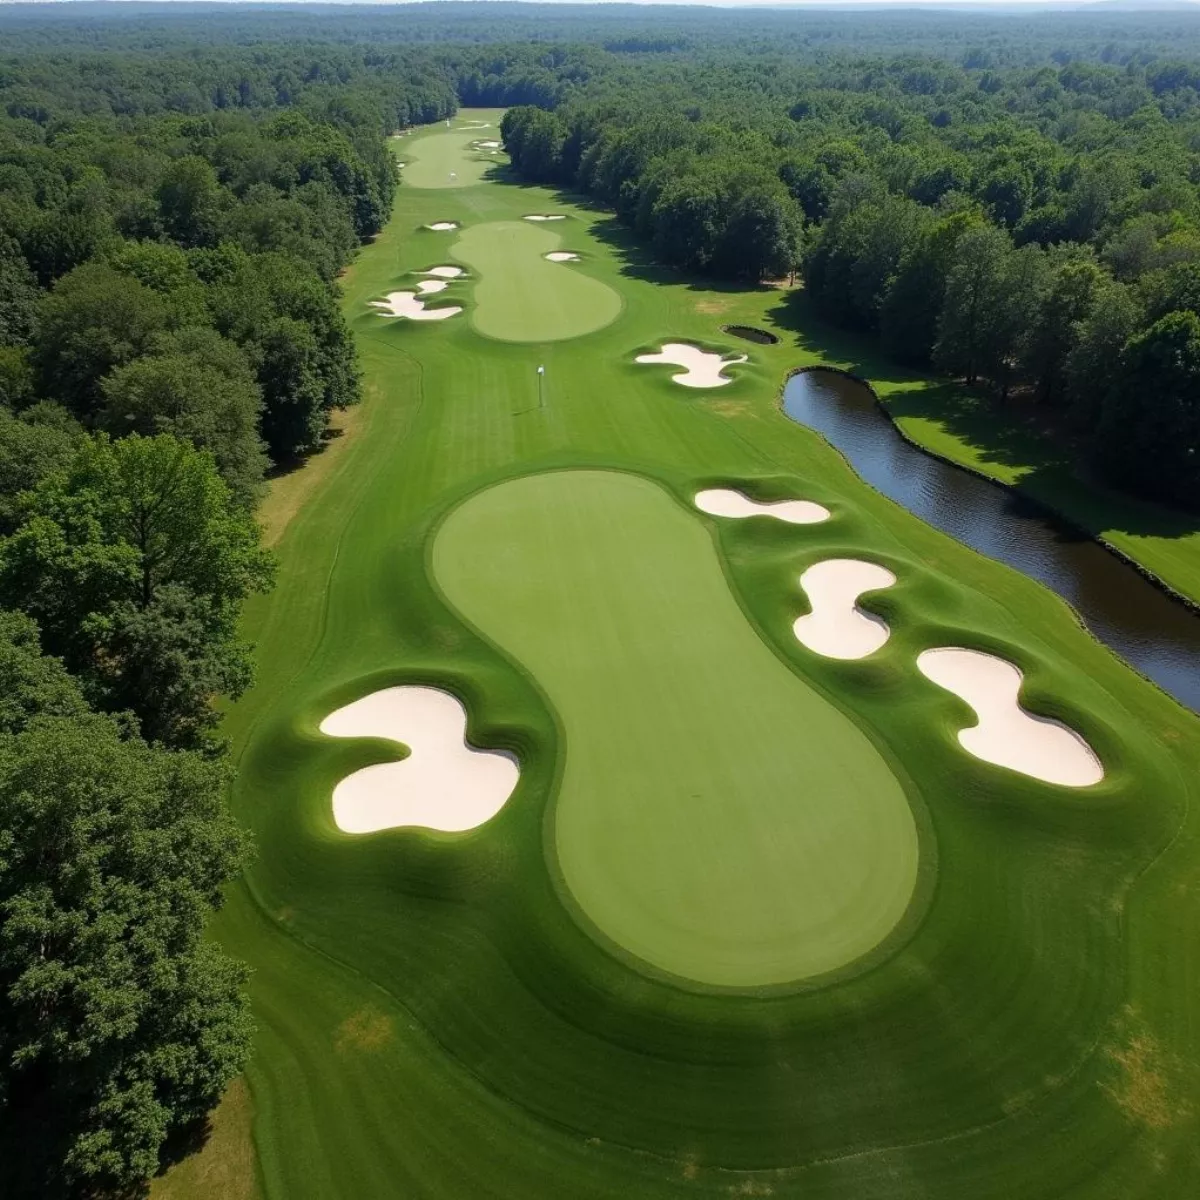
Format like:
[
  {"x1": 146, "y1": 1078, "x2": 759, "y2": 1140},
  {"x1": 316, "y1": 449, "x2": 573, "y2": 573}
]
[{"x1": 783, "y1": 369, "x2": 1200, "y2": 712}]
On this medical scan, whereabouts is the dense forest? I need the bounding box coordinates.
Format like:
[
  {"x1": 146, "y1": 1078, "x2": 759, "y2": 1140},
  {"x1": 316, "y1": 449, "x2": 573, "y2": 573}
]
[
  {"x1": 2, "y1": 3, "x2": 1200, "y2": 1195},
  {"x1": 0, "y1": 24, "x2": 458, "y2": 1200}
]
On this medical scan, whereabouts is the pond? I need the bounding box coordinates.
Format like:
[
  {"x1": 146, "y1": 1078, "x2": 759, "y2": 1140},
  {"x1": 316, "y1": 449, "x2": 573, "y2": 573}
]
[
  {"x1": 782, "y1": 369, "x2": 1200, "y2": 713},
  {"x1": 722, "y1": 324, "x2": 779, "y2": 345}
]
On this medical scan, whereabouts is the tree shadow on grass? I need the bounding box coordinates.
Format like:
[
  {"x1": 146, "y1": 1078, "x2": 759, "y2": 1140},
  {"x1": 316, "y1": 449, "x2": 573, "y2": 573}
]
[
  {"x1": 264, "y1": 423, "x2": 347, "y2": 485},
  {"x1": 155, "y1": 1113, "x2": 215, "y2": 1178},
  {"x1": 581, "y1": 207, "x2": 781, "y2": 300}
]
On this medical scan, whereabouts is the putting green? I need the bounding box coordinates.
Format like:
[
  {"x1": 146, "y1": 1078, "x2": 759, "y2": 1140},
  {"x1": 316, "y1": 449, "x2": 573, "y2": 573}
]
[
  {"x1": 452, "y1": 220, "x2": 622, "y2": 342},
  {"x1": 400, "y1": 126, "x2": 497, "y2": 190},
  {"x1": 433, "y1": 469, "x2": 919, "y2": 987}
]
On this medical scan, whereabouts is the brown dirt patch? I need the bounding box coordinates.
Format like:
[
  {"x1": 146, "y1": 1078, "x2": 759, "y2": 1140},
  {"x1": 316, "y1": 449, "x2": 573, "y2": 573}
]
[
  {"x1": 151, "y1": 1077, "x2": 259, "y2": 1200},
  {"x1": 708, "y1": 399, "x2": 752, "y2": 418},
  {"x1": 335, "y1": 1006, "x2": 394, "y2": 1054},
  {"x1": 695, "y1": 299, "x2": 732, "y2": 315}
]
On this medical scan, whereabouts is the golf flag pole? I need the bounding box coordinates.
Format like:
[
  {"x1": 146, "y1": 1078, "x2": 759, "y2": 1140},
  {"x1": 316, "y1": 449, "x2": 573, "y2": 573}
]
[{"x1": 537, "y1": 364, "x2": 545, "y2": 409}]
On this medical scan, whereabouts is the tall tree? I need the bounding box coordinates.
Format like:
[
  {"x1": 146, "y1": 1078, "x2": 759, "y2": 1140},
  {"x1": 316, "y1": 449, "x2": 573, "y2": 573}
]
[
  {"x1": 1021, "y1": 253, "x2": 1104, "y2": 405},
  {"x1": 1064, "y1": 279, "x2": 1141, "y2": 427},
  {"x1": 1095, "y1": 311, "x2": 1200, "y2": 508},
  {"x1": 934, "y1": 225, "x2": 1013, "y2": 386},
  {"x1": 33, "y1": 263, "x2": 171, "y2": 422},
  {"x1": 0, "y1": 700, "x2": 252, "y2": 1196},
  {"x1": 881, "y1": 209, "x2": 980, "y2": 365},
  {"x1": 99, "y1": 327, "x2": 268, "y2": 506},
  {"x1": 0, "y1": 434, "x2": 273, "y2": 747}
]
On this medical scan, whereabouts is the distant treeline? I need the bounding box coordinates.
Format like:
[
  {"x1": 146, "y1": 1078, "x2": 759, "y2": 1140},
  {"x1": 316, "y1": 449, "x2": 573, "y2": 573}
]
[
  {"x1": 502, "y1": 49, "x2": 1200, "y2": 510},
  {"x1": 8, "y1": 1, "x2": 1200, "y2": 66}
]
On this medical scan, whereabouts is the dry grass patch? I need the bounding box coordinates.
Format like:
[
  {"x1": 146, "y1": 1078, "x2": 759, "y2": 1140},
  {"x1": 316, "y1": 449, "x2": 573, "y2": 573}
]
[
  {"x1": 1104, "y1": 1034, "x2": 1175, "y2": 1130},
  {"x1": 151, "y1": 1078, "x2": 259, "y2": 1200},
  {"x1": 335, "y1": 1007, "x2": 394, "y2": 1054}
]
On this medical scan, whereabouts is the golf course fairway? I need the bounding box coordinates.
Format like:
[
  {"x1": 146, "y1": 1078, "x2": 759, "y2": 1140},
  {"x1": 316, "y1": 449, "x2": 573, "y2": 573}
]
[
  {"x1": 170, "y1": 111, "x2": 1200, "y2": 1200},
  {"x1": 453, "y1": 219, "x2": 621, "y2": 341},
  {"x1": 434, "y1": 469, "x2": 918, "y2": 986},
  {"x1": 395, "y1": 123, "x2": 500, "y2": 189}
]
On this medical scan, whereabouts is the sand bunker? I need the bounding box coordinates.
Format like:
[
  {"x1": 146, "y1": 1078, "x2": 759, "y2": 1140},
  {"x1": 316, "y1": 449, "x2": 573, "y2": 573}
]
[
  {"x1": 370, "y1": 291, "x2": 462, "y2": 321},
  {"x1": 916, "y1": 648, "x2": 1104, "y2": 787},
  {"x1": 476, "y1": 140, "x2": 502, "y2": 149},
  {"x1": 524, "y1": 214, "x2": 566, "y2": 222},
  {"x1": 320, "y1": 686, "x2": 519, "y2": 834},
  {"x1": 416, "y1": 280, "x2": 448, "y2": 295},
  {"x1": 793, "y1": 559, "x2": 896, "y2": 660},
  {"x1": 545, "y1": 251, "x2": 581, "y2": 263},
  {"x1": 635, "y1": 343, "x2": 748, "y2": 388},
  {"x1": 426, "y1": 222, "x2": 459, "y2": 232},
  {"x1": 423, "y1": 266, "x2": 464, "y2": 278},
  {"x1": 694, "y1": 488, "x2": 829, "y2": 526}
]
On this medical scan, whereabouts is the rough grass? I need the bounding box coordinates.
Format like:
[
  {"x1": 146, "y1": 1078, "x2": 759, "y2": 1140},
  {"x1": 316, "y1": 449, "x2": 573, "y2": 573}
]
[
  {"x1": 177, "y1": 111, "x2": 1200, "y2": 1199},
  {"x1": 151, "y1": 1078, "x2": 259, "y2": 1200}
]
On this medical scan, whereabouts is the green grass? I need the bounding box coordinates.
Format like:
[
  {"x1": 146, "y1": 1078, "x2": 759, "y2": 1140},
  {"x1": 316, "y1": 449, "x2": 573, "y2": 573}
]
[
  {"x1": 395, "y1": 124, "x2": 502, "y2": 190},
  {"x1": 433, "y1": 469, "x2": 918, "y2": 987},
  {"x1": 453, "y1": 219, "x2": 622, "y2": 341},
  {"x1": 165, "y1": 110, "x2": 1200, "y2": 1198}
]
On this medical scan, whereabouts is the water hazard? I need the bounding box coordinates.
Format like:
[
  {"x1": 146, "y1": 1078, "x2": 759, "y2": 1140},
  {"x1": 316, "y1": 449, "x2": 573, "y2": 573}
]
[{"x1": 783, "y1": 369, "x2": 1200, "y2": 712}]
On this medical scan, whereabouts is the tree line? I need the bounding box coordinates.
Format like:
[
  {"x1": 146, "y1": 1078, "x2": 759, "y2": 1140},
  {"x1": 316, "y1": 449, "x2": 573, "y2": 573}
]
[
  {"x1": 0, "y1": 40, "x2": 457, "y2": 1198},
  {"x1": 501, "y1": 49, "x2": 1200, "y2": 509}
]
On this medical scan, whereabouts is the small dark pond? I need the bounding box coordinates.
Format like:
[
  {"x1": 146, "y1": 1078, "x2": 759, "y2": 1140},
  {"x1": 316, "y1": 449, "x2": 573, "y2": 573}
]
[
  {"x1": 783, "y1": 369, "x2": 1200, "y2": 713},
  {"x1": 723, "y1": 324, "x2": 779, "y2": 346}
]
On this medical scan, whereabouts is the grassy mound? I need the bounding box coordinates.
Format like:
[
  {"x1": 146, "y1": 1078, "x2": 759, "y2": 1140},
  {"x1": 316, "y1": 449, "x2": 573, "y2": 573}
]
[{"x1": 181, "y1": 111, "x2": 1200, "y2": 1199}]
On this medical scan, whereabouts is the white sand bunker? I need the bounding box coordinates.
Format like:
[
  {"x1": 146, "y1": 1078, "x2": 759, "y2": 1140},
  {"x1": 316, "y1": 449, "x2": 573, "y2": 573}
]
[
  {"x1": 396, "y1": 162, "x2": 407, "y2": 168},
  {"x1": 636, "y1": 343, "x2": 748, "y2": 389},
  {"x1": 416, "y1": 280, "x2": 447, "y2": 295},
  {"x1": 426, "y1": 222, "x2": 459, "y2": 232},
  {"x1": 916, "y1": 648, "x2": 1104, "y2": 787},
  {"x1": 370, "y1": 291, "x2": 462, "y2": 321},
  {"x1": 320, "y1": 687, "x2": 520, "y2": 834},
  {"x1": 476, "y1": 140, "x2": 502, "y2": 149},
  {"x1": 524, "y1": 214, "x2": 566, "y2": 222},
  {"x1": 545, "y1": 251, "x2": 581, "y2": 263},
  {"x1": 695, "y1": 488, "x2": 829, "y2": 526},
  {"x1": 793, "y1": 560, "x2": 896, "y2": 660},
  {"x1": 423, "y1": 266, "x2": 464, "y2": 278}
]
